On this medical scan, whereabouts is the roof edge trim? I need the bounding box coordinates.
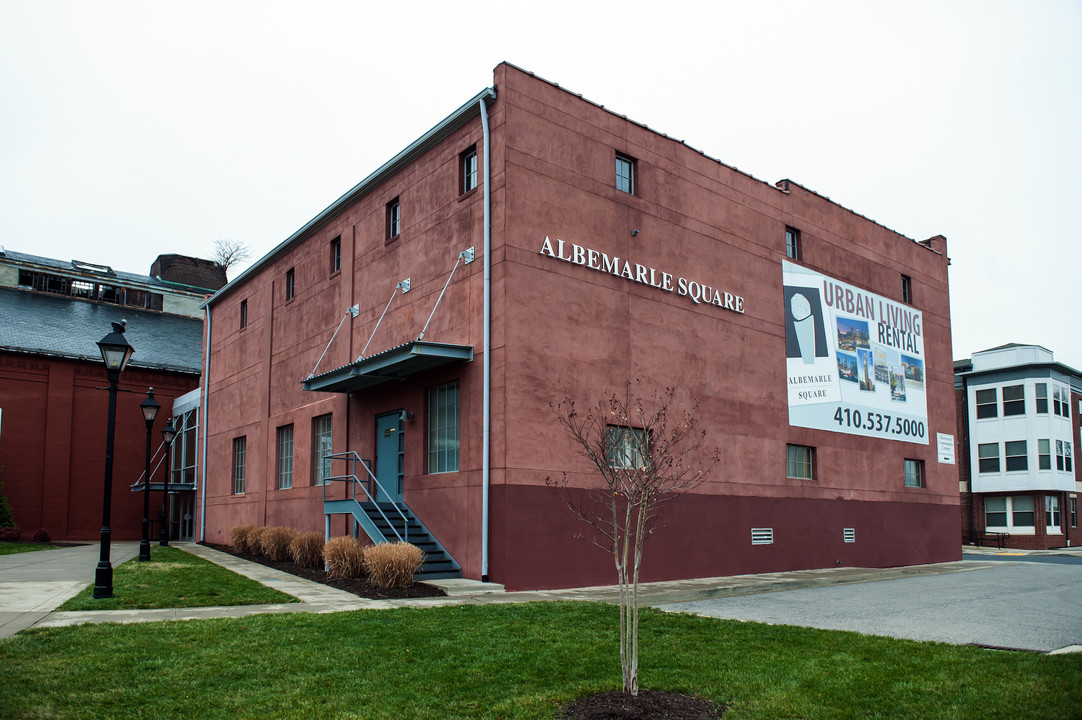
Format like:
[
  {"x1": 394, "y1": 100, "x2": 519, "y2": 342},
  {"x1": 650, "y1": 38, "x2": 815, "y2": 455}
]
[{"x1": 205, "y1": 85, "x2": 497, "y2": 308}]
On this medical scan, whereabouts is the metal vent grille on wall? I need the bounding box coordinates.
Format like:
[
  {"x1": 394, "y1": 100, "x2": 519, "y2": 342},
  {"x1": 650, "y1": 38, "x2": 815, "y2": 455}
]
[
  {"x1": 751, "y1": 528, "x2": 774, "y2": 545},
  {"x1": 843, "y1": 528, "x2": 856, "y2": 543}
]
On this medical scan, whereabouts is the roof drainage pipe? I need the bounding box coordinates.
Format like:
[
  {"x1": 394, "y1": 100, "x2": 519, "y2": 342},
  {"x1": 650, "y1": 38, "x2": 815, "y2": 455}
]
[
  {"x1": 480, "y1": 95, "x2": 491, "y2": 582},
  {"x1": 198, "y1": 304, "x2": 211, "y2": 542}
]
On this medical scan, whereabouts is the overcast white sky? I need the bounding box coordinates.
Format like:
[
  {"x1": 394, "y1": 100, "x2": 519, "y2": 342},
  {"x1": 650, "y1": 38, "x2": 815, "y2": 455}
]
[{"x1": 2, "y1": 1, "x2": 1079, "y2": 369}]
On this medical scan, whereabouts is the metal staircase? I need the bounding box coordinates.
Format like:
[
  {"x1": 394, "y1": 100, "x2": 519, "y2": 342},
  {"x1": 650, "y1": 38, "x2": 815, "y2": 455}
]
[{"x1": 322, "y1": 452, "x2": 461, "y2": 580}]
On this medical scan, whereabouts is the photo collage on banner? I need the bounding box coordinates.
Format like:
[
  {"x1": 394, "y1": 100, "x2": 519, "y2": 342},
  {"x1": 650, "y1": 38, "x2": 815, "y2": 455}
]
[{"x1": 783, "y1": 261, "x2": 929, "y2": 444}]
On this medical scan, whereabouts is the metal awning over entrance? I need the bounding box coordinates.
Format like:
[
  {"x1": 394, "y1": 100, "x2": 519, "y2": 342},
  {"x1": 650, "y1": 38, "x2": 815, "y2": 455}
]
[{"x1": 302, "y1": 341, "x2": 473, "y2": 394}]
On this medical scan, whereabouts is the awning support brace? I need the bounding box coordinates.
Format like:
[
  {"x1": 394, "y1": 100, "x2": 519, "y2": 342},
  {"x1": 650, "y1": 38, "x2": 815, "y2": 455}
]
[
  {"x1": 306, "y1": 304, "x2": 360, "y2": 380},
  {"x1": 358, "y1": 279, "x2": 410, "y2": 362},
  {"x1": 417, "y1": 248, "x2": 474, "y2": 342}
]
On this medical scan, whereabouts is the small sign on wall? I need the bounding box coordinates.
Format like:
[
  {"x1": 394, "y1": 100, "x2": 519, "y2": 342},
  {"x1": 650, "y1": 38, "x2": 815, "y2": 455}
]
[{"x1": 937, "y1": 433, "x2": 955, "y2": 464}]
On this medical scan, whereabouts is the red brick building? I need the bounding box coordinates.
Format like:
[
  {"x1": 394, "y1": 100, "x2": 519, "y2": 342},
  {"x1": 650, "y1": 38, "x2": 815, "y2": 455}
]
[
  {"x1": 955, "y1": 344, "x2": 1080, "y2": 550},
  {"x1": 199, "y1": 64, "x2": 959, "y2": 589}
]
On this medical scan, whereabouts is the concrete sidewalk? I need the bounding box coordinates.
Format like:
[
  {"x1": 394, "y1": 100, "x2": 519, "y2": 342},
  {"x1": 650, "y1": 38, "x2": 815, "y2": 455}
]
[
  {"x1": 0, "y1": 541, "x2": 139, "y2": 639},
  {"x1": 5, "y1": 541, "x2": 1014, "y2": 638}
]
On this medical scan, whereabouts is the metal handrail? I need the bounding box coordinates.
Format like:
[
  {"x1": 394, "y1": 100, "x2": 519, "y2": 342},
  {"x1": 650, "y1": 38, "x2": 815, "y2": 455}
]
[{"x1": 322, "y1": 451, "x2": 408, "y2": 543}]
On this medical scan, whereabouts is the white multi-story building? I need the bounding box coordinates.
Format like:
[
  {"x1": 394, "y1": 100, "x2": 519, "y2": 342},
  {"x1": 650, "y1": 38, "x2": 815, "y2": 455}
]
[{"x1": 956, "y1": 344, "x2": 1080, "y2": 549}]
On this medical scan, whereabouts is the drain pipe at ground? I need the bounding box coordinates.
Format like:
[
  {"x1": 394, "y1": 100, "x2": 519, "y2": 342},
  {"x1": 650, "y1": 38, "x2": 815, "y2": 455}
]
[
  {"x1": 198, "y1": 304, "x2": 211, "y2": 542},
  {"x1": 480, "y1": 95, "x2": 491, "y2": 582}
]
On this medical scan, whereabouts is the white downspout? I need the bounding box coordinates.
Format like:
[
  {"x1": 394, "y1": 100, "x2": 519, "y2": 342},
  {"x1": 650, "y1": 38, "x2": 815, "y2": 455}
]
[
  {"x1": 480, "y1": 96, "x2": 491, "y2": 581},
  {"x1": 199, "y1": 304, "x2": 211, "y2": 542}
]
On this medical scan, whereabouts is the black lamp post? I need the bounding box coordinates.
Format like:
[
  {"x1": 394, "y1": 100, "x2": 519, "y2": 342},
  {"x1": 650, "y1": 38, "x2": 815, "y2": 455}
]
[
  {"x1": 138, "y1": 388, "x2": 160, "y2": 562},
  {"x1": 94, "y1": 321, "x2": 135, "y2": 599},
  {"x1": 159, "y1": 420, "x2": 177, "y2": 546}
]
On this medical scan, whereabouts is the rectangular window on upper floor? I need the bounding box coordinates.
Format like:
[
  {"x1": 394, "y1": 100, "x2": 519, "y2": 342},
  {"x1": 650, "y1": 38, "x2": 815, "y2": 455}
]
[
  {"x1": 386, "y1": 198, "x2": 401, "y2": 241},
  {"x1": 1039, "y1": 439, "x2": 1051, "y2": 470},
  {"x1": 330, "y1": 236, "x2": 341, "y2": 274},
  {"x1": 786, "y1": 444, "x2": 815, "y2": 480},
  {"x1": 460, "y1": 145, "x2": 477, "y2": 194},
  {"x1": 975, "y1": 388, "x2": 997, "y2": 419},
  {"x1": 1035, "y1": 383, "x2": 1048, "y2": 414},
  {"x1": 240, "y1": 299, "x2": 247, "y2": 328},
  {"x1": 901, "y1": 274, "x2": 912, "y2": 304},
  {"x1": 1002, "y1": 385, "x2": 1025, "y2": 416},
  {"x1": 615, "y1": 152, "x2": 635, "y2": 195},
  {"x1": 785, "y1": 227, "x2": 801, "y2": 260},
  {"x1": 1004, "y1": 440, "x2": 1028, "y2": 471},
  {"x1": 903, "y1": 458, "x2": 924, "y2": 488},
  {"x1": 285, "y1": 268, "x2": 295, "y2": 301},
  {"x1": 978, "y1": 442, "x2": 1000, "y2": 473}
]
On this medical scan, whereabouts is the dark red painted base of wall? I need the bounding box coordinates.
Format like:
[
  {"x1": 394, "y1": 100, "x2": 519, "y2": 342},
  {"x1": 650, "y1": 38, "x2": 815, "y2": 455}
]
[{"x1": 489, "y1": 485, "x2": 961, "y2": 591}]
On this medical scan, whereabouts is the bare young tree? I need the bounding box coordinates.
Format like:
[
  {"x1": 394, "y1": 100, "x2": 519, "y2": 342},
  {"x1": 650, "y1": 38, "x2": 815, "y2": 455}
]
[
  {"x1": 548, "y1": 381, "x2": 719, "y2": 696},
  {"x1": 213, "y1": 238, "x2": 252, "y2": 270}
]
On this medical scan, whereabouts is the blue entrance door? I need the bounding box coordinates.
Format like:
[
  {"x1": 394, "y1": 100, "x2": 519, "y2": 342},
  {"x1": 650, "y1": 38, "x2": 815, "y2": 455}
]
[{"x1": 374, "y1": 411, "x2": 404, "y2": 502}]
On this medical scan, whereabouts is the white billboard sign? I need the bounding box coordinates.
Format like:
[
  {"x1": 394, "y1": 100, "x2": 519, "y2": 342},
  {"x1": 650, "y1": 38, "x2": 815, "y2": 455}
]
[{"x1": 784, "y1": 261, "x2": 929, "y2": 444}]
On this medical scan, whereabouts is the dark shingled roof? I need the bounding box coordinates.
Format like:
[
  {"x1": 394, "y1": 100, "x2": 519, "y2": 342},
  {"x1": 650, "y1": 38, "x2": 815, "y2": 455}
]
[{"x1": 0, "y1": 287, "x2": 202, "y2": 374}]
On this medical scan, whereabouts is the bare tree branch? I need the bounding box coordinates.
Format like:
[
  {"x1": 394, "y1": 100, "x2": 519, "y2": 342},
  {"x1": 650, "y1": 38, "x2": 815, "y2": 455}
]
[{"x1": 213, "y1": 238, "x2": 252, "y2": 270}]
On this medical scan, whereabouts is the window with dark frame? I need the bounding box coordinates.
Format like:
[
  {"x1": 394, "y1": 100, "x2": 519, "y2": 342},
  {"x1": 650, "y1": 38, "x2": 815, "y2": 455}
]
[
  {"x1": 427, "y1": 382, "x2": 459, "y2": 473},
  {"x1": 785, "y1": 227, "x2": 801, "y2": 260},
  {"x1": 240, "y1": 299, "x2": 247, "y2": 328},
  {"x1": 330, "y1": 236, "x2": 341, "y2": 274},
  {"x1": 1071, "y1": 497, "x2": 1077, "y2": 527},
  {"x1": 285, "y1": 268, "x2": 295, "y2": 301},
  {"x1": 386, "y1": 198, "x2": 401, "y2": 240},
  {"x1": 615, "y1": 153, "x2": 635, "y2": 194},
  {"x1": 786, "y1": 444, "x2": 814, "y2": 480},
  {"x1": 975, "y1": 388, "x2": 998, "y2": 419},
  {"x1": 461, "y1": 146, "x2": 477, "y2": 194},
  {"x1": 903, "y1": 458, "x2": 924, "y2": 487},
  {"x1": 1004, "y1": 440, "x2": 1028, "y2": 471},
  {"x1": 276, "y1": 424, "x2": 294, "y2": 489},
  {"x1": 607, "y1": 426, "x2": 648, "y2": 470},
  {"x1": 977, "y1": 442, "x2": 1000, "y2": 473},
  {"x1": 1012, "y1": 496, "x2": 1035, "y2": 526},
  {"x1": 232, "y1": 437, "x2": 246, "y2": 494},
  {"x1": 312, "y1": 414, "x2": 333, "y2": 485},
  {"x1": 901, "y1": 274, "x2": 912, "y2": 304},
  {"x1": 1002, "y1": 384, "x2": 1025, "y2": 416}
]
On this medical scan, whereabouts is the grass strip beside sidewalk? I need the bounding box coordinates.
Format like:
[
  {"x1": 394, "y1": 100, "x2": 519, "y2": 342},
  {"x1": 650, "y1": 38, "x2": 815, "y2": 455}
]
[
  {"x1": 2, "y1": 602, "x2": 1079, "y2": 719},
  {"x1": 0, "y1": 541, "x2": 61, "y2": 555},
  {"x1": 59, "y1": 546, "x2": 298, "y2": 611}
]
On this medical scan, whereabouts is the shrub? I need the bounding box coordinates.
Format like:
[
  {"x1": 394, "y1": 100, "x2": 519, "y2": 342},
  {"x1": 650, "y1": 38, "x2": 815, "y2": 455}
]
[
  {"x1": 230, "y1": 525, "x2": 256, "y2": 553},
  {"x1": 32, "y1": 528, "x2": 50, "y2": 543},
  {"x1": 363, "y1": 542, "x2": 425, "y2": 589},
  {"x1": 0, "y1": 480, "x2": 15, "y2": 528},
  {"x1": 0, "y1": 526, "x2": 20, "y2": 542},
  {"x1": 289, "y1": 532, "x2": 325, "y2": 569},
  {"x1": 324, "y1": 536, "x2": 366, "y2": 579},
  {"x1": 260, "y1": 526, "x2": 298, "y2": 562},
  {"x1": 246, "y1": 526, "x2": 269, "y2": 557}
]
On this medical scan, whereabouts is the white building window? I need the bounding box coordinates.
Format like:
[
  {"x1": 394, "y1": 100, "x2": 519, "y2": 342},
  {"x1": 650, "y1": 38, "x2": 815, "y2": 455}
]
[
  {"x1": 1002, "y1": 385, "x2": 1025, "y2": 416},
  {"x1": 977, "y1": 443, "x2": 1000, "y2": 473},
  {"x1": 985, "y1": 496, "x2": 1035, "y2": 533},
  {"x1": 1035, "y1": 383, "x2": 1048, "y2": 414},
  {"x1": 975, "y1": 388, "x2": 997, "y2": 419},
  {"x1": 1046, "y1": 495, "x2": 1061, "y2": 534},
  {"x1": 1004, "y1": 440, "x2": 1028, "y2": 472}
]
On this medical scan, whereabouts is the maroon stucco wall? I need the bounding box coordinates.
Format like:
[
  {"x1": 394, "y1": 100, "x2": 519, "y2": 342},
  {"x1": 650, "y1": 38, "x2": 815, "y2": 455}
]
[{"x1": 0, "y1": 352, "x2": 198, "y2": 540}]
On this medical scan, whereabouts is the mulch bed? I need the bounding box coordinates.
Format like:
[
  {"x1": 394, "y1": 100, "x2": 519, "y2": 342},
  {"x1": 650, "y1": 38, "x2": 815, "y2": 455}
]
[
  {"x1": 200, "y1": 542, "x2": 446, "y2": 601},
  {"x1": 559, "y1": 690, "x2": 723, "y2": 719}
]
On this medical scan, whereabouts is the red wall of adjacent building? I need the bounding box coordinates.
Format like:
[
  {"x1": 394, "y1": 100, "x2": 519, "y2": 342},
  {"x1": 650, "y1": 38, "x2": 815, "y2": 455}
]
[{"x1": 0, "y1": 351, "x2": 198, "y2": 540}]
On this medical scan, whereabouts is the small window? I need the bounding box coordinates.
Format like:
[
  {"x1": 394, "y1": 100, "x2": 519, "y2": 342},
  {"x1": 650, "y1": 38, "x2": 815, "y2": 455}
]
[
  {"x1": 1002, "y1": 385, "x2": 1025, "y2": 416},
  {"x1": 312, "y1": 414, "x2": 333, "y2": 485},
  {"x1": 1046, "y1": 495, "x2": 1061, "y2": 532},
  {"x1": 904, "y1": 458, "x2": 924, "y2": 488},
  {"x1": 1056, "y1": 440, "x2": 1065, "y2": 471},
  {"x1": 232, "y1": 437, "x2": 246, "y2": 494},
  {"x1": 975, "y1": 388, "x2": 998, "y2": 419},
  {"x1": 427, "y1": 382, "x2": 459, "y2": 473},
  {"x1": 984, "y1": 497, "x2": 1007, "y2": 527},
  {"x1": 1059, "y1": 441, "x2": 1073, "y2": 472},
  {"x1": 386, "y1": 198, "x2": 401, "y2": 240},
  {"x1": 1012, "y1": 496, "x2": 1034, "y2": 527},
  {"x1": 901, "y1": 274, "x2": 912, "y2": 304},
  {"x1": 1038, "y1": 439, "x2": 1051, "y2": 470},
  {"x1": 785, "y1": 227, "x2": 801, "y2": 260},
  {"x1": 1004, "y1": 440, "x2": 1028, "y2": 471},
  {"x1": 786, "y1": 444, "x2": 814, "y2": 480},
  {"x1": 240, "y1": 299, "x2": 248, "y2": 328},
  {"x1": 460, "y1": 146, "x2": 477, "y2": 194},
  {"x1": 977, "y1": 443, "x2": 1000, "y2": 473},
  {"x1": 607, "y1": 426, "x2": 648, "y2": 470},
  {"x1": 615, "y1": 153, "x2": 635, "y2": 194},
  {"x1": 330, "y1": 236, "x2": 341, "y2": 274},
  {"x1": 285, "y1": 268, "x2": 295, "y2": 301},
  {"x1": 1071, "y1": 497, "x2": 1077, "y2": 527},
  {"x1": 276, "y1": 424, "x2": 294, "y2": 489},
  {"x1": 1035, "y1": 383, "x2": 1048, "y2": 414}
]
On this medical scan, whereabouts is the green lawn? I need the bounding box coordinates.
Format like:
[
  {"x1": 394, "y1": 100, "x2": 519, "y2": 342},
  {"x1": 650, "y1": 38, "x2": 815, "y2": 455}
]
[
  {"x1": 59, "y1": 546, "x2": 297, "y2": 611},
  {"x1": 0, "y1": 541, "x2": 60, "y2": 555},
  {"x1": 1, "y1": 602, "x2": 1078, "y2": 719}
]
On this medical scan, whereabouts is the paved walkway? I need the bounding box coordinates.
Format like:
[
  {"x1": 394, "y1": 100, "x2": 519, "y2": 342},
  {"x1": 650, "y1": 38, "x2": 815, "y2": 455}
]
[{"x1": 3, "y1": 542, "x2": 1081, "y2": 653}]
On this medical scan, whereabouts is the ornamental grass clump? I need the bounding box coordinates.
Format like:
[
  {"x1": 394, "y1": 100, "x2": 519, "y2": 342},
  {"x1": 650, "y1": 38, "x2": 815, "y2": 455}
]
[
  {"x1": 289, "y1": 531, "x2": 325, "y2": 569},
  {"x1": 363, "y1": 542, "x2": 425, "y2": 589},
  {"x1": 261, "y1": 527, "x2": 298, "y2": 562},
  {"x1": 246, "y1": 526, "x2": 269, "y2": 557},
  {"x1": 230, "y1": 525, "x2": 256, "y2": 553},
  {"x1": 324, "y1": 536, "x2": 366, "y2": 579}
]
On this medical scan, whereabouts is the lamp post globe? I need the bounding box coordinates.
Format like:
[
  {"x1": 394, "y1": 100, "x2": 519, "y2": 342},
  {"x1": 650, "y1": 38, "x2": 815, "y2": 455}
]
[
  {"x1": 159, "y1": 421, "x2": 177, "y2": 547},
  {"x1": 138, "y1": 388, "x2": 160, "y2": 562},
  {"x1": 93, "y1": 321, "x2": 134, "y2": 600}
]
